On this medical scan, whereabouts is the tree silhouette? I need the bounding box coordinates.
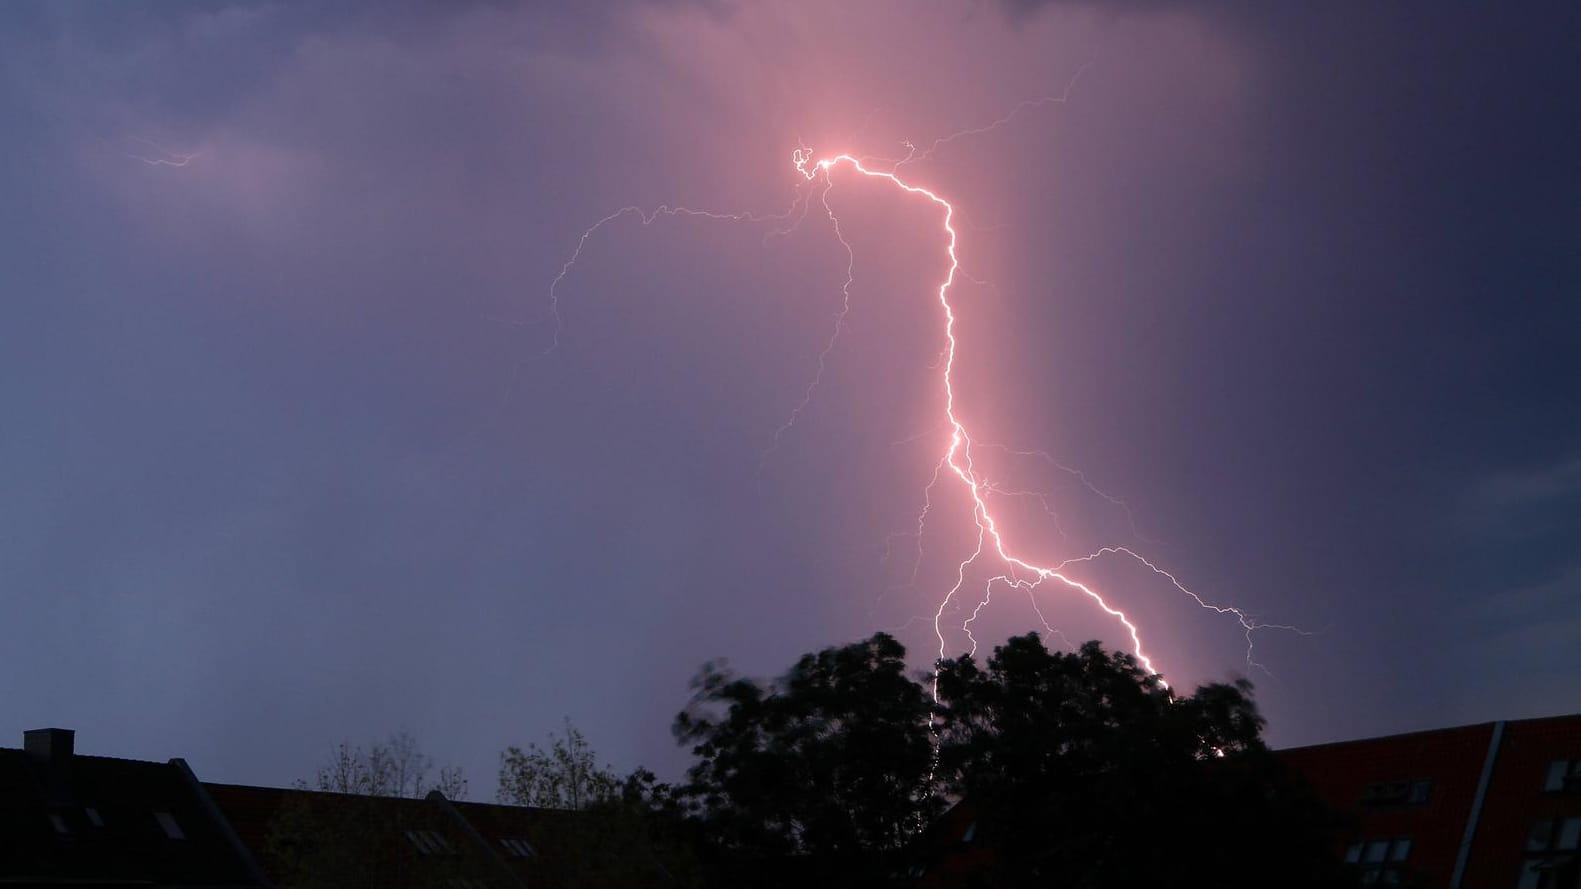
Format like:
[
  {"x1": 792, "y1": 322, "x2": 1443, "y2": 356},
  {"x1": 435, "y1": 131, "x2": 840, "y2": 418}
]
[
  {"x1": 266, "y1": 731, "x2": 475, "y2": 888},
  {"x1": 671, "y1": 631, "x2": 1350, "y2": 887},
  {"x1": 673, "y1": 632, "x2": 939, "y2": 885},
  {"x1": 932, "y1": 633, "x2": 1350, "y2": 888},
  {"x1": 498, "y1": 717, "x2": 619, "y2": 810},
  {"x1": 307, "y1": 729, "x2": 468, "y2": 799},
  {"x1": 501, "y1": 720, "x2": 700, "y2": 887}
]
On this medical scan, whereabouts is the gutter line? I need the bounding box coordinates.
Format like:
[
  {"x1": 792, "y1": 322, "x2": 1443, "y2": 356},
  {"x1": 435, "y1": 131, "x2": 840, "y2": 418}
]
[{"x1": 1450, "y1": 720, "x2": 1505, "y2": 889}]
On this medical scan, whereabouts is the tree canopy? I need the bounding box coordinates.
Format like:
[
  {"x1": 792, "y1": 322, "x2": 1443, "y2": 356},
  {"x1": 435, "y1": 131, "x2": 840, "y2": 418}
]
[
  {"x1": 268, "y1": 731, "x2": 473, "y2": 889},
  {"x1": 931, "y1": 634, "x2": 1347, "y2": 887},
  {"x1": 673, "y1": 632, "x2": 939, "y2": 883},
  {"x1": 265, "y1": 635, "x2": 1351, "y2": 887},
  {"x1": 498, "y1": 717, "x2": 620, "y2": 810},
  {"x1": 304, "y1": 729, "x2": 468, "y2": 800},
  {"x1": 673, "y1": 631, "x2": 1351, "y2": 888},
  {"x1": 499, "y1": 719, "x2": 700, "y2": 887}
]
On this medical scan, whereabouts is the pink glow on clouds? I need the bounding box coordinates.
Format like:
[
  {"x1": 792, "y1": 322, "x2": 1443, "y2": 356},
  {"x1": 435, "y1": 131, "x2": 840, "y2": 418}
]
[
  {"x1": 38, "y1": 0, "x2": 1280, "y2": 688},
  {"x1": 71, "y1": 2, "x2": 1259, "y2": 235}
]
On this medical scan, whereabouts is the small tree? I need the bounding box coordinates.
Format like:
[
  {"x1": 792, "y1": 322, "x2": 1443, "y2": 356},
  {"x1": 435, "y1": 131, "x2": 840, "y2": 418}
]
[
  {"x1": 306, "y1": 729, "x2": 468, "y2": 800},
  {"x1": 498, "y1": 717, "x2": 619, "y2": 810},
  {"x1": 268, "y1": 731, "x2": 472, "y2": 888},
  {"x1": 498, "y1": 721, "x2": 701, "y2": 887}
]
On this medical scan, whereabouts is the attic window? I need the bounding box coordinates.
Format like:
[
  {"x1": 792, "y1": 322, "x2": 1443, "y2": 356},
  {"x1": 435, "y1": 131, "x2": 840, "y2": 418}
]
[
  {"x1": 1528, "y1": 818, "x2": 1581, "y2": 853},
  {"x1": 1361, "y1": 779, "x2": 1432, "y2": 807},
  {"x1": 154, "y1": 810, "x2": 185, "y2": 840},
  {"x1": 84, "y1": 808, "x2": 103, "y2": 828},
  {"x1": 406, "y1": 829, "x2": 456, "y2": 857},
  {"x1": 1344, "y1": 836, "x2": 1412, "y2": 884},
  {"x1": 1521, "y1": 818, "x2": 1581, "y2": 889},
  {"x1": 961, "y1": 821, "x2": 977, "y2": 844},
  {"x1": 500, "y1": 837, "x2": 536, "y2": 858},
  {"x1": 1544, "y1": 759, "x2": 1581, "y2": 792}
]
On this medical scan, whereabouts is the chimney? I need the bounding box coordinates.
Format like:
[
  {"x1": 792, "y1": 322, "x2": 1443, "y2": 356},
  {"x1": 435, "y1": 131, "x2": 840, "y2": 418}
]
[
  {"x1": 24, "y1": 728, "x2": 75, "y2": 804},
  {"x1": 25, "y1": 728, "x2": 74, "y2": 762}
]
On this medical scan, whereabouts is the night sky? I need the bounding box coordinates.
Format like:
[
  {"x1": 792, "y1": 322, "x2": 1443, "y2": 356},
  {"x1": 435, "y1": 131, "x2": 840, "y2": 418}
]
[{"x1": 3, "y1": 1, "x2": 1577, "y2": 792}]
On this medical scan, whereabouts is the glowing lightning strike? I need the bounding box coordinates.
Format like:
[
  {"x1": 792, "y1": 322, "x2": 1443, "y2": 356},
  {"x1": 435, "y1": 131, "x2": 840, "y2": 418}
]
[
  {"x1": 790, "y1": 148, "x2": 1176, "y2": 675},
  {"x1": 546, "y1": 109, "x2": 1303, "y2": 688}
]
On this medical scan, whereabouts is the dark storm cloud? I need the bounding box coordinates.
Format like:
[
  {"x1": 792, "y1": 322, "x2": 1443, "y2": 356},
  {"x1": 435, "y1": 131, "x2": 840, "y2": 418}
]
[{"x1": 1473, "y1": 459, "x2": 1581, "y2": 512}]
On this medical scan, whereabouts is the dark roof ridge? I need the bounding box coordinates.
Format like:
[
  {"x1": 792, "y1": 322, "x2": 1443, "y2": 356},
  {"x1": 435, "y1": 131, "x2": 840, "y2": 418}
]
[
  {"x1": 0, "y1": 747, "x2": 176, "y2": 766},
  {"x1": 1277, "y1": 709, "x2": 1581, "y2": 755},
  {"x1": 1276, "y1": 719, "x2": 1497, "y2": 754},
  {"x1": 201, "y1": 781, "x2": 439, "y2": 804}
]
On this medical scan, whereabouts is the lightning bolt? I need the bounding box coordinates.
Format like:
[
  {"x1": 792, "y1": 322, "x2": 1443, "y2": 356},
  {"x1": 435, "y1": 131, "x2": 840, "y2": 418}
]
[
  {"x1": 546, "y1": 96, "x2": 1303, "y2": 688},
  {"x1": 788, "y1": 149, "x2": 1183, "y2": 676}
]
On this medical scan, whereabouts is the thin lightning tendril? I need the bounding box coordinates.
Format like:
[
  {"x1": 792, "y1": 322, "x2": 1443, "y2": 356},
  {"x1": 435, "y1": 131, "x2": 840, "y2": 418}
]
[
  {"x1": 977, "y1": 441, "x2": 1150, "y2": 543},
  {"x1": 125, "y1": 136, "x2": 200, "y2": 168},
  {"x1": 761, "y1": 180, "x2": 856, "y2": 466},
  {"x1": 1051, "y1": 546, "x2": 1314, "y2": 679},
  {"x1": 982, "y1": 480, "x2": 1069, "y2": 542},
  {"x1": 871, "y1": 59, "x2": 1094, "y2": 171},
  {"x1": 546, "y1": 203, "x2": 803, "y2": 354}
]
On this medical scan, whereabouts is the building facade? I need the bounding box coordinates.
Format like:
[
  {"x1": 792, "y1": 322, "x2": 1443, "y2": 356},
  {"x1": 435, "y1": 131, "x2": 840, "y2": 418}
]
[
  {"x1": 0, "y1": 727, "x2": 271, "y2": 888},
  {"x1": 0, "y1": 728, "x2": 662, "y2": 889},
  {"x1": 1280, "y1": 713, "x2": 1581, "y2": 889},
  {"x1": 6, "y1": 717, "x2": 1578, "y2": 888}
]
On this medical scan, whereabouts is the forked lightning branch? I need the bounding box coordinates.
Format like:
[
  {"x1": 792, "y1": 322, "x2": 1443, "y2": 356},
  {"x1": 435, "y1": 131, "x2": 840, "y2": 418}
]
[{"x1": 547, "y1": 119, "x2": 1302, "y2": 684}]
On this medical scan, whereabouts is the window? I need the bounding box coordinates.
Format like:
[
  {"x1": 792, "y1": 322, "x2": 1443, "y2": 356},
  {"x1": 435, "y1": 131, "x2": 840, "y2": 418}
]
[
  {"x1": 154, "y1": 811, "x2": 184, "y2": 840},
  {"x1": 1544, "y1": 759, "x2": 1581, "y2": 793},
  {"x1": 1529, "y1": 821, "x2": 1554, "y2": 852},
  {"x1": 84, "y1": 808, "x2": 103, "y2": 828},
  {"x1": 1519, "y1": 818, "x2": 1581, "y2": 889},
  {"x1": 1343, "y1": 836, "x2": 1412, "y2": 885},
  {"x1": 405, "y1": 829, "x2": 456, "y2": 857},
  {"x1": 499, "y1": 837, "x2": 536, "y2": 858},
  {"x1": 1517, "y1": 859, "x2": 1581, "y2": 889},
  {"x1": 1408, "y1": 780, "x2": 1432, "y2": 804},
  {"x1": 1529, "y1": 818, "x2": 1581, "y2": 853},
  {"x1": 1361, "y1": 779, "x2": 1433, "y2": 807},
  {"x1": 961, "y1": 820, "x2": 977, "y2": 844},
  {"x1": 48, "y1": 813, "x2": 70, "y2": 836}
]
